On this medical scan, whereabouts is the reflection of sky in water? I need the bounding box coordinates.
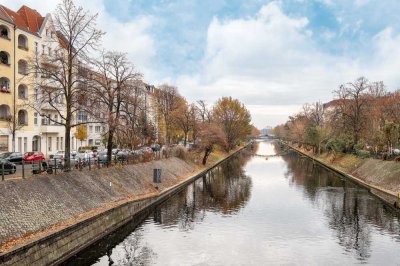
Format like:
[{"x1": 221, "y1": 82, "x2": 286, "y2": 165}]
[{"x1": 75, "y1": 141, "x2": 400, "y2": 266}]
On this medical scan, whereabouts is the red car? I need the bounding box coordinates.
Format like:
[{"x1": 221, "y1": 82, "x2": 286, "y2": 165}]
[{"x1": 24, "y1": 151, "x2": 45, "y2": 163}]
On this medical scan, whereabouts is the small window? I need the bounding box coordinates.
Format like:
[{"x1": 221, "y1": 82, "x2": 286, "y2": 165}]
[
  {"x1": 42, "y1": 44, "x2": 45, "y2": 55},
  {"x1": 0, "y1": 25, "x2": 9, "y2": 39},
  {"x1": 48, "y1": 47, "x2": 52, "y2": 56},
  {"x1": 34, "y1": 112, "x2": 38, "y2": 125}
]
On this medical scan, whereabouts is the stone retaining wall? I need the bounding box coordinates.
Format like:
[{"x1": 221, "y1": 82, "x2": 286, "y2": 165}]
[{"x1": 0, "y1": 145, "x2": 248, "y2": 265}]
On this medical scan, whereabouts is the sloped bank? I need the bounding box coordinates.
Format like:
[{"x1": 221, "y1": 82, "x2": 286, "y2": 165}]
[
  {"x1": 283, "y1": 142, "x2": 400, "y2": 209},
  {"x1": 0, "y1": 146, "x2": 247, "y2": 266}
]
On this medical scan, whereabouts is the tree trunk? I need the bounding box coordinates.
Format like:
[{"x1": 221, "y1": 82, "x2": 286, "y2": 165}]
[
  {"x1": 107, "y1": 130, "x2": 114, "y2": 165},
  {"x1": 202, "y1": 147, "x2": 212, "y2": 165},
  {"x1": 64, "y1": 124, "x2": 71, "y2": 171},
  {"x1": 184, "y1": 132, "x2": 187, "y2": 147}
]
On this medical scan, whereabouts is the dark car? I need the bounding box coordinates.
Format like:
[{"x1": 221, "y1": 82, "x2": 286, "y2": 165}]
[
  {"x1": 151, "y1": 144, "x2": 161, "y2": 152},
  {"x1": 0, "y1": 152, "x2": 23, "y2": 164},
  {"x1": 0, "y1": 159, "x2": 16, "y2": 174}
]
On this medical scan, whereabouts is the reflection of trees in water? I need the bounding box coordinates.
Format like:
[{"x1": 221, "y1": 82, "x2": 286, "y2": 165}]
[
  {"x1": 155, "y1": 153, "x2": 252, "y2": 231},
  {"x1": 109, "y1": 229, "x2": 156, "y2": 266},
  {"x1": 281, "y1": 150, "x2": 400, "y2": 261}
]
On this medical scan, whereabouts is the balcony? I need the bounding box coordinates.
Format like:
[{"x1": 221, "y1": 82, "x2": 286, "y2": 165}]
[{"x1": 40, "y1": 124, "x2": 63, "y2": 133}]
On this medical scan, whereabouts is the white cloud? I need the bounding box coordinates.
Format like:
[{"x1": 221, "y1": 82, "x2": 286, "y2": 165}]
[{"x1": 176, "y1": 1, "x2": 400, "y2": 128}]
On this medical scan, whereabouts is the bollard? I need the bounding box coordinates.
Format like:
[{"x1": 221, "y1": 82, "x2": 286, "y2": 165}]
[
  {"x1": 153, "y1": 168, "x2": 161, "y2": 183},
  {"x1": 89, "y1": 157, "x2": 91, "y2": 170},
  {"x1": 1, "y1": 162, "x2": 4, "y2": 181},
  {"x1": 22, "y1": 160, "x2": 25, "y2": 179},
  {"x1": 54, "y1": 158, "x2": 57, "y2": 175}
]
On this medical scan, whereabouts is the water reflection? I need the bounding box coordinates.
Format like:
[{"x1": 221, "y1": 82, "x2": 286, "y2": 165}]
[
  {"x1": 280, "y1": 145, "x2": 400, "y2": 262},
  {"x1": 66, "y1": 141, "x2": 400, "y2": 265},
  {"x1": 152, "y1": 152, "x2": 253, "y2": 231}
]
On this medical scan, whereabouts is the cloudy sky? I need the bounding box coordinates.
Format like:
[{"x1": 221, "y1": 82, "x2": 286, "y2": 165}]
[{"x1": 4, "y1": 0, "x2": 400, "y2": 128}]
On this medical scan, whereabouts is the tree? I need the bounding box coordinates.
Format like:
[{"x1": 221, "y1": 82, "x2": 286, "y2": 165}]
[
  {"x1": 212, "y1": 97, "x2": 252, "y2": 151},
  {"x1": 74, "y1": 124, "x2": 88, "y2": 148},
  {"x1": 198, "y1": 123, "x2": 228, "y2": 165},
  {"x1": 153, "y1": 85, "x2": 182, "y2": 144},
  {"x1": 87, "y1": 51, "x2": 141, "y2": 164},
  {"x1": 171, "y1": 98, "x2": 194, "y2": 146},
  {"x1": 332, "y1": 77, "x2": 371, "y2": 148},
  {"x1": 305, "y1": 126, "x2": 328, "y2": 154},
  {"x1": 27, "y1": 0, "x2": 104, "y2": 169},
  {"x1": 383, "y1": 122, "x2": 399, "y2": 155}
]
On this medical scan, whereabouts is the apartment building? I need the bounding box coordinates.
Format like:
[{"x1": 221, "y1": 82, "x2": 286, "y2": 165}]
[{"x1": 0, "y1": 5, "x2": 65, "y2": 156}]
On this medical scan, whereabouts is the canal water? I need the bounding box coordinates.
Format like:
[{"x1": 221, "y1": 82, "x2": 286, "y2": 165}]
[{"x1": 65, "y1": 141, "x2": 400, "y2": 265}]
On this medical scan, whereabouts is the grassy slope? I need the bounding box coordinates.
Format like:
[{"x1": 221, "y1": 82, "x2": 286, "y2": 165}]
[{"x1": 298, "y1": 148, "x2": 400, "y2": 193}]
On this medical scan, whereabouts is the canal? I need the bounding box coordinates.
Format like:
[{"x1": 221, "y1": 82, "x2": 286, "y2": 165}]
[{"x1": 65, "y1": 141, "x2": 400, "y2": 265}]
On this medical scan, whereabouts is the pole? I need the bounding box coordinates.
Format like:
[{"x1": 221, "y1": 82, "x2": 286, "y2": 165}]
[
  {"x1": 1, "y1": 162, "x2": 4, "y2": 181},
  {"x1": 22, "y1": 159, "x2": 25, "y2": 179},
  {"x1": 54, "y1": 158, "x2": 57, "y2": 175}
]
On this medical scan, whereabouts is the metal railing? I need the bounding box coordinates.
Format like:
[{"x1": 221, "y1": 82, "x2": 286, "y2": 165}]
[{"x1": 0, "y1": 150, "x2": 164, "y2": 181}]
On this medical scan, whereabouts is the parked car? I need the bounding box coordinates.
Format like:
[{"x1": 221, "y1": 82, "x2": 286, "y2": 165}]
[
  {"x1": 49, "y1": 151, "x2": 65, "y2": 160},
  {"x1": 141, "y1": 147, "x2": 153, "y2": 155},
  {"x1": 0, "y1": 152, "x2": 23, "y2": 164},
  {"x1": 0, "y1": 159, "x2": 16, "y2": 174},
  {"x1": 151, "y1": 144, "x2": 161, "y2": 151},
  {"x1": 97, "y1": 151, "x2": 115, "y2": 164},
  {"x1": 116, "y1": 150, "x2": 129, "y2": 161},
  {"x1": 24, "y1": 151, "x2": 45, "y2": 163},
  {"x1": 47, "y1": 154, "x2": 64, "y2": 172}
]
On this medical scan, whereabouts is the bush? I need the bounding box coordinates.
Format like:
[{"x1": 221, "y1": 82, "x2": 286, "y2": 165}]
[
  {"x1": 78, "y1": 146, "x2": 98, "y2": 152},
  {"x1": 355, "y1": 149, "x2": 371, "y2": 159},
  {"x1": 172, "y1": 146, "x2": 188, "y2": 160}
]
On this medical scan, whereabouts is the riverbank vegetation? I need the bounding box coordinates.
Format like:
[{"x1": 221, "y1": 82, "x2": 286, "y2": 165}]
[{"x1": 274, "y1": 77, "x2": 400, "y2": 160}]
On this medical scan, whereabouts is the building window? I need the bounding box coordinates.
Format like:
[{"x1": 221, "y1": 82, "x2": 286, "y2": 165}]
[
  {"x1": 95, "y1": 126, "x2": 101, "y2": 133},
  {"x1": 18, "y1": 137, "x2": 22, "y2": 153},
  {"x1": 0, "y1": 135, "x2": 8, "y2": 152},
  {"x1": 42, "y1": 44, "x2": 46, "y2": 55},
  {"x1": 18, "y1": 34, "x2": 28, "y2": 50},
  {"x1": 56, "y1": 137, "x2": 59, "y2": 151},
  {"x1": 0, "y1": 51, "x2": 10, "y2": 65},
  {"x1": 0, "y1": 77, "x2": 10, "y2": 93},
  {"x1": 89, "y1": 126, "x2": 93, "y2": 133},
  {"x1": 77, "y1": 111, "x2": 88, "y2": 122},
  {"x1": 34, "y1": 112, "x2": 38, "y2": 125},
  {"x1": 48, "y1": 47, "x2": 52, "y2": 56},
  {"x1": 17, "y1": 109, "x2": 28, "y2": 125},
  {"x1": 18, "y1": 84, "x2": 28, "y2": 99},
  {"x1": 54, "y1": 114, "x2": 58, "y2": 124},
  {"x1": 18, "y1": 60, "x2": 28, "y2": 75},
  {"x1": 0, "y1": 25, "x2": 10, "y2": 39},
  {"x1": 88, "y1": 139, "x2": 93, "y2": 146},
  {"x1": 60, "y1": 137, "x2": 63, "y2": 149},
  {"x1": 23, "y1": 137, "x2": 27, "y2": 153},
  {"x1": 0, "y1": 105, "x2": 10, "y2": 120},
  {"x1": 48, "y1": 137, "x2": 52, "y2": 152},
  {"x1": 95, "y1": 139, "x2": 101, "y2": 145}
]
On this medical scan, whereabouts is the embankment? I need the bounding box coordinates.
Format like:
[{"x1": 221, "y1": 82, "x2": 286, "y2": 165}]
[
  {"x1": 284, "y1": 142, "x2": 400, "y2": 208},
  {"x1": 0, "y1": 146, "x2": 247, "y2": 266}
]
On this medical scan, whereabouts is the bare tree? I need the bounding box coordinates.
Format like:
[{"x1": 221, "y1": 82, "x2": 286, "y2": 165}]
[
  {"x1": 87, "y1": 51, "x2": 141, "y2": 163},
  {"x1": 26, "y1": 0, "x2": 104, "y2": 169},
  {"x1": 333, "y1": 77, "x2": 371, "y2": 147},
  {"x1": 196, "y1": 100, "x2": 212, "y2": 123}
]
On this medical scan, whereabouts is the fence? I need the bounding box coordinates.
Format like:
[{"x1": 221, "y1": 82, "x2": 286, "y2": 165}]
[{"x1": 0, "y1": 150, "x2": 164, "y2": 181}]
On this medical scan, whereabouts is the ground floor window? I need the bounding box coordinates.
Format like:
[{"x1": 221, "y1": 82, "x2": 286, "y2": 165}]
[
  {"x1": 24, "y1": 137, "x2": 27, "y2": 153},
  {"x1": 0, "y1": 135, "x2": 8, "y2": 152},
  {"x1": 48, "y1": 136, "x2": 52, "y2": 152},
  {"x1": 95, "y1": 139, "x2": 101, "y2": 145},
  {"x1": 88, "y1": 139, "x2": 93, "y2": 146},
  {"x1": 56, "y1": 137, "x2": 59, "y2": 151}
]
